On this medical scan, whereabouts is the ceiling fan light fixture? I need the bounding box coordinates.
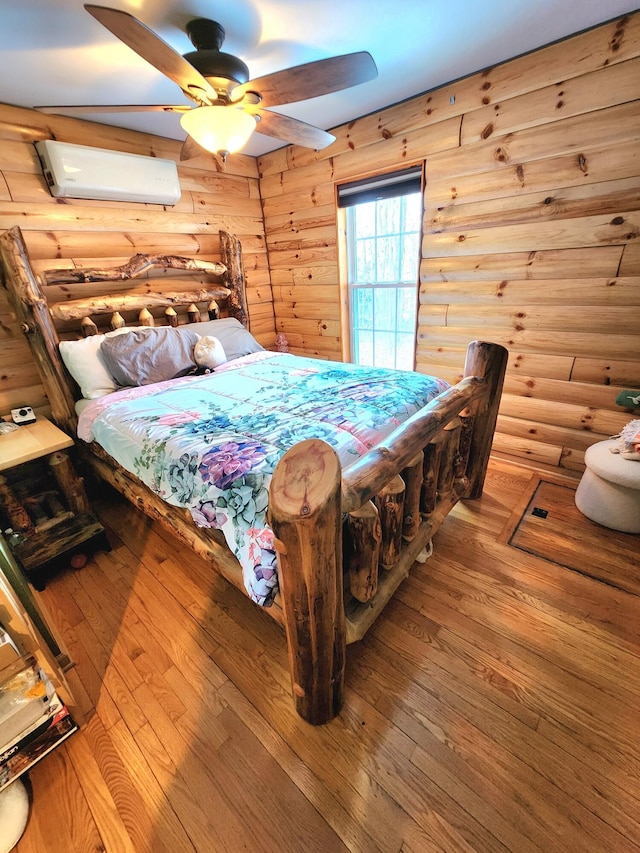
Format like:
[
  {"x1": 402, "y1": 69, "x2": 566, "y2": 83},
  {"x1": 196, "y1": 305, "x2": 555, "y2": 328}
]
[{"x1": 180, "y1": 105, "x2": 256, "y2": 158}]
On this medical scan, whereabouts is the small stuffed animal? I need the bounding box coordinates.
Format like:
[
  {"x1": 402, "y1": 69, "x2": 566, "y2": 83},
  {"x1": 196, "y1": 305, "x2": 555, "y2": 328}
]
[
  {"x1": 194, "y1": 335, "x2": 227, "y2": 371},
  {"x1": 613, "y1": 419, "x2": 640, "y2": 460},
  {"x1": 276, "y1": 332, "x2": 289, "y2": 353}
]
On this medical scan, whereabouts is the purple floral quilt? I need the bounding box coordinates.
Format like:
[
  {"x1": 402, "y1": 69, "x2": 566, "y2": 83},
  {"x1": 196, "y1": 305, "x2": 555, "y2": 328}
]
[{"x1": 78, "y1": 351, "x2": 449, "y2": 605}]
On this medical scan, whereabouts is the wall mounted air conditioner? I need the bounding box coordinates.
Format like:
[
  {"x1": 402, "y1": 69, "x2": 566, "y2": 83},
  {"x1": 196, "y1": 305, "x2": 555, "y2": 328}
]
[{"x1": 35, "y1": 140, "x2": 181, "y2": 206}]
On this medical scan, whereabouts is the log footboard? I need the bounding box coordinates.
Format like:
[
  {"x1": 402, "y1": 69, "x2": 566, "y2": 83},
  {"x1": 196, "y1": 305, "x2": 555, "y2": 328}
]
[{"x1": 269, "y1": 341, "x2": 507, "y2": 724}]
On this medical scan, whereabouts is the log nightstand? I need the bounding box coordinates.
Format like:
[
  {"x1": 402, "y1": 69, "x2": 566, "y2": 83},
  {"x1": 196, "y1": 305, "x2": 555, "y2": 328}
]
[{"x1": 0, "y1": 417, "x2": 109, "y2": 589}]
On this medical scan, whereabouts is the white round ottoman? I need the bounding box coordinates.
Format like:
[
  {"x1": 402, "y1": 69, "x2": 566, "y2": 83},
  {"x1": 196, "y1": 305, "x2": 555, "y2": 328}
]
[{"x1": 575, "y1": 439, "x2": 640, "y2": 533}]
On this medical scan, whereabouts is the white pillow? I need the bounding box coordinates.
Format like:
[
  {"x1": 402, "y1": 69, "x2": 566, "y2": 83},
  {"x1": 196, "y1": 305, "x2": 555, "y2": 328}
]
[
  {"x1": 194, "y1": 335, "x2": 227, "y2": 370},
  {"x1": 59, "y1": 327, "x2": 130, "y2": 399}
]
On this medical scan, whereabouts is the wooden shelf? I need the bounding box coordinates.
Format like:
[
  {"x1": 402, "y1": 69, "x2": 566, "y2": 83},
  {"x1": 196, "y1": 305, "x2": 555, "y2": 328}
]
[{"x1": 0, "y1": 418, "x2": 73, "y2": 472}]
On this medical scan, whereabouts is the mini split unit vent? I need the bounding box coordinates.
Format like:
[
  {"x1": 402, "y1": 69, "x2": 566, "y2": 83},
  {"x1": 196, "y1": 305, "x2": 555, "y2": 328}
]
[{"x1": 35, "y1": 140, "x2": 181, "y2": 205}]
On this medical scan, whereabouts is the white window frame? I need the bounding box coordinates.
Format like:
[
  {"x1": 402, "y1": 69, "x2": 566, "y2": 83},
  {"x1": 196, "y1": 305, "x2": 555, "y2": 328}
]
[{"x1": 344, "y1": 188, "x2": 423, "y2": 371}]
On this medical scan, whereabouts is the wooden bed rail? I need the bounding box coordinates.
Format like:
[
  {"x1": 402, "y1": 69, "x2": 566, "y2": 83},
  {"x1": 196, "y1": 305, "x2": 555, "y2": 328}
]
[
  {"x1": 341, "y1": 376, "x2": 485, "y2": 513},
  {"x1": 41, "y1": 255, "x2": 227, "y2": 285},
  {"x1": 269, "y1": 340, "x2": 507, "y2": 724},
  {"x1": 48, "y1": 288, "x2": 231, "y2": 323}
]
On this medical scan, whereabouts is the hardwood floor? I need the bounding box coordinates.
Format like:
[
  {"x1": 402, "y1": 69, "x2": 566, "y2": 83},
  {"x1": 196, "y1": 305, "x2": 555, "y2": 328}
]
[{"x1": 15, "y1": 457, "x2": 640, "y2": 853}]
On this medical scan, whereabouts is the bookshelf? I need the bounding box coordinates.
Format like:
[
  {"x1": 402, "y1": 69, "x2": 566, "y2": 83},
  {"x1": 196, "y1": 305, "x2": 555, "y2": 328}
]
[{"x1": 0, "y1": 536, "x2": 77, "y2": 847}]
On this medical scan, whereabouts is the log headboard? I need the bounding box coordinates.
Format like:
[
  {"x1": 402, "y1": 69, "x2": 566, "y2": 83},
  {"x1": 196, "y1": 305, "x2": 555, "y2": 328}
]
[{"x1": 0, "y1": 227, "x2": 248, "y2": 435}]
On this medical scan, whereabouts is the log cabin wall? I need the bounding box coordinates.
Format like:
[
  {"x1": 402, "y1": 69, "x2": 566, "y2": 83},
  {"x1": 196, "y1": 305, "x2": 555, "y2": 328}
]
[
  {"x1": 258, "y1": 12, "x2": 640, "y2": 471},
  {"x1": 0, "y1": 103, "x2": 274, "y2": 419}
]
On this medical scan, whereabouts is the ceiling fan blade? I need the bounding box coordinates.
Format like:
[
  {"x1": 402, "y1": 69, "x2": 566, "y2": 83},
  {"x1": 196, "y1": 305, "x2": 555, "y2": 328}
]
[
  {"x1": 254, "y1": 109, "x2": 335, "y2": 150},
  {"x1": 232, "y1": 52, "x2": 377, "y2": 108},
  {"x1": 34, "y1": 104, "x2": 191, "y2": 114},
  {"x1": 84, "y1": 4, "x2": 217, "y2": 103}
]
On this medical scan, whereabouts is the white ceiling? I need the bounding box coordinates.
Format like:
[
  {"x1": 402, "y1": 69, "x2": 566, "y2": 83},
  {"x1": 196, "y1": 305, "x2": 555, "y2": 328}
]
[{"x1": 0, "y1": 0, "x2": 635, "y2": 158}]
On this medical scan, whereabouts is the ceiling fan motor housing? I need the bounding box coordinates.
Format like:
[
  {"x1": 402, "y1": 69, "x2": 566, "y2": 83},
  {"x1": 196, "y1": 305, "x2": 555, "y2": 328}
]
[{"x1": 184, "y1": 19, "x2": 250, "y2": 92}]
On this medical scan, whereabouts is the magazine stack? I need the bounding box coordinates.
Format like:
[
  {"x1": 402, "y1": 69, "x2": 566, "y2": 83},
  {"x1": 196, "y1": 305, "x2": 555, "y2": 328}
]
[{"x1": 0, "y1": 627, "x2": 76, "y2": 792}]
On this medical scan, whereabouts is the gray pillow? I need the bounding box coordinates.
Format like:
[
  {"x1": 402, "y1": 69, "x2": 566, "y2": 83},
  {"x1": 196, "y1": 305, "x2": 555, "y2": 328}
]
[
  {"x1": 175, "y1": 317, "x2": 263, "y2": 362},
  {"x1": 101, "y1": 326, "x2": 200, "y2": 387}
]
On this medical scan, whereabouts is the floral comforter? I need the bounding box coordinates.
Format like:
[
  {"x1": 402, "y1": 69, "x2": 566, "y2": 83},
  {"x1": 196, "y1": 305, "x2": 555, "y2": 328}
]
[{"x1": 78, "y1": 351, "x2": 449, "y2": 605}]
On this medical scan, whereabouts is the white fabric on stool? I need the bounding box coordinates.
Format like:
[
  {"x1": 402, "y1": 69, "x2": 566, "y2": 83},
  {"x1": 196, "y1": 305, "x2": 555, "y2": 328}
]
[
  {"x1": 575, "y1": 439, "x2": 640, "y2": 533},
  {"x1": 0, "y1": 778, "x2": 29, "y2": 853}
]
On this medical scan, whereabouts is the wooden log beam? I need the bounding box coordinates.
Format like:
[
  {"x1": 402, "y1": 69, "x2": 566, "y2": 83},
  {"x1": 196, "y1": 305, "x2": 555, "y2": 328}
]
[
  {"x1": 269, "y1": 438, "x2": 345, "y2": 725},
  {"x1": 24, "y1": 491, "x2": 74, "y2": 533},
  {"x1": 49, "y1": 287, "x2": 232, "y2": 321},
  {"x1": 437, "y1": 421, "x2": 461, "y2": 501},
  {"x1": 0, "y1": 475, "x2": 34, "y2": 533},
  {"x1": 220, "y1": 230, "x2": 249, "y2": 328},
  {"x1": 346, "y1": 501, "x2": 381, "y2": 603},
  {"x1": 421, "y1": 439, "x2": 443, "y2": 516},
  {"x1": 375, "y1": 474, "x2": 405, "y2": 570},
  {"x1": 401, "y1": 451, "x2": 424, "y2": 541},
  {"x1": 463, "y1": 341, "x2": 509, "y2": 498},
  {"x1": 22, "y1": 495, "x2": 49, "y2": 526},
  {"x1": 39, "y1": 490, "x2": 67, "y2": 519},
  {"x1": 42, "y1": 254, "x2": 226, "y2": 285},
  {"x1": 455, "y1": 411, "x2": 474, "y2": 478},
  {"x1": 341, "y1": 373, "x2": 486, "y2": 513},
  {"x1": 49, "y1": 451, "x2": 90, "y2": 516}
]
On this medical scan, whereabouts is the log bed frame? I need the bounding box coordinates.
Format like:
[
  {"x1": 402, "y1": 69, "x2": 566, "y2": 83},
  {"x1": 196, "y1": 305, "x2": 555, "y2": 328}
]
[{"x1": 0, "y1": 225, "x2": 508, "y2": 725}]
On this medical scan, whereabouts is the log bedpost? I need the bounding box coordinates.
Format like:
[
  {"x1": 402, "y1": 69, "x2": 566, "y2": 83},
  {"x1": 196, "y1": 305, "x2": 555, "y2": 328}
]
[
  {"x1": 219, "y1": 230, "x2": 249, "y2": 328},
  {"x1": 463, "y1": 341, "x2": 508, "y2": 499},
  {"x1": 49, "y1": 451, "x2": 90, "y2": 516},
  {"x1": 269, "y1": 439, "x2": 345, "y2": 725},
  {"x1": 0, "y1": 226, "x2": 77, "y2": 435}
]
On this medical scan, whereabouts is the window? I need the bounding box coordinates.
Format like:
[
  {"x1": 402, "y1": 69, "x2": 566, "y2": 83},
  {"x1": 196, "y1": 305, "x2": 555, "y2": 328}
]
[{"x1": 339, "y1": 168, "x2": 423, "y2": 372}]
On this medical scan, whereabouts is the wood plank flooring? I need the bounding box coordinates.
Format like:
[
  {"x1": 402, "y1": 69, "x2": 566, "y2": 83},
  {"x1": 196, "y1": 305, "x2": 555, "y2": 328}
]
[{"x1": 15, "y1": 456, "x2": 640, "y2": 853}]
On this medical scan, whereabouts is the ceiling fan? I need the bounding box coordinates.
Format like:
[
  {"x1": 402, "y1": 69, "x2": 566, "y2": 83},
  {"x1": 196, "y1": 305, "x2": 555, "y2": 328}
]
[{"x1": 36, "y1": 4, "x2": 378, "y2": 162}]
